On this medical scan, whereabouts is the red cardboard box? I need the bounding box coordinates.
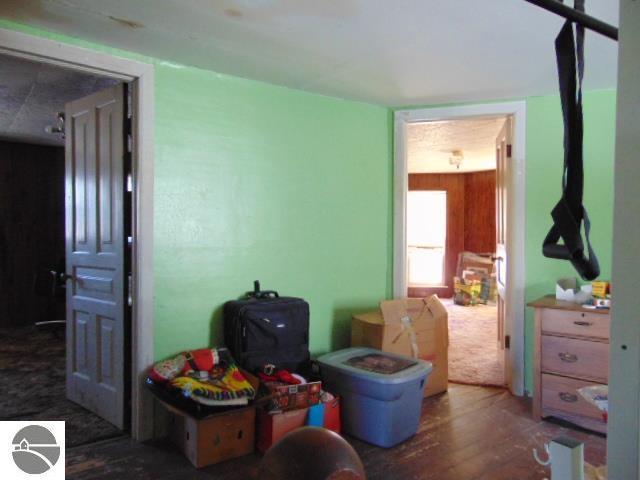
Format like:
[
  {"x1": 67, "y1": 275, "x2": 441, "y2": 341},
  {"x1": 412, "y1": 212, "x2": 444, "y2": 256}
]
[
  {"x1": 256, "y1": 407, "x2": 309, "y2": 454},
  {"x1": 323, "y1": 397, "x2": 341, "y2": 434}
]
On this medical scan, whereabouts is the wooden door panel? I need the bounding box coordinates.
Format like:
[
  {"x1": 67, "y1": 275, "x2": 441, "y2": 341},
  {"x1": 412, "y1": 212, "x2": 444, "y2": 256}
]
[
  {"x1": 73, "y1": 266, "x2": 117, "y2": 302},
  {"x1": 70, "y1": 109, "x2": 92, "y2": 252},
  {"x1": 66, "y1": 84, "x2": 125, "y2": 429},
  {"x1": 496, "y1": 117, "x2": 512, "y2": 388},
  {"x1": 96, "y1": 97, "x2": 120, "y2": 253},
  {"x1": 94, "y1": 314, "x2": 123, "y2": 418},
  {"x1": 71, "y1": 310, "x2": 91, "y2": 379},
  {"x1": 97, "y1": 315, "x2": 117, "y2": 385}
]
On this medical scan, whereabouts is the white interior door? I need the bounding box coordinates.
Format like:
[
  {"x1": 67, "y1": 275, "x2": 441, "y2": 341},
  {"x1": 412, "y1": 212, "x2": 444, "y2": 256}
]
[
  {"x1": 65, "y1": 84, "x2": 126, "y2": 429},
  {"x1": 495, "y1": 117, "x2": 512, "y2": 388}
]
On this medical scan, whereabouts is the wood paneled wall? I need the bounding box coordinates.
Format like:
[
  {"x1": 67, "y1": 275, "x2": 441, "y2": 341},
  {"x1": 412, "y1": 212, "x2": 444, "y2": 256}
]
[
  {"x1": 464, "y1": 170, "x2": 497, "y2": 253},
  {"x1": 408, "y1": 170, "x2": 496, "y2": 298},
  {"x1": 0, "y1": 141, "x2": 65, "y2": 327}
]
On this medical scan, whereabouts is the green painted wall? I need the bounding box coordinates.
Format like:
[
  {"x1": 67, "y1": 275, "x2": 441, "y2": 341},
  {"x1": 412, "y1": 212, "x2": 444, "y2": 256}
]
[
  {"x1": 524, "y1": 90, "x2": 616, "y2": 392},
  {"x1": 153, "y1": 66, "x2": 392, "y2": 359},
  {"x1": 0, "y1": 20, "x2": 393, "y2": 360}
]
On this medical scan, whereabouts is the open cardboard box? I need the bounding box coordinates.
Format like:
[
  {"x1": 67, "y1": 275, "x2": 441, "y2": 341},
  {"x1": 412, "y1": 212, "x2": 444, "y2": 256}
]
[{"x1": 351, "y1": 295, "x2": 449, "y2": 397}]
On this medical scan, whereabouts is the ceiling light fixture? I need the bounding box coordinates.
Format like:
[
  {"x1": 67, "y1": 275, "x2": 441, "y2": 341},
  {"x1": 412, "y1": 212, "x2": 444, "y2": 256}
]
[
  {"x1": 449, "y1": 150, "x2": 464, "y2": 169},
  {"x1": 44, "y1": 112, "x2": 65, "y2": 139}
]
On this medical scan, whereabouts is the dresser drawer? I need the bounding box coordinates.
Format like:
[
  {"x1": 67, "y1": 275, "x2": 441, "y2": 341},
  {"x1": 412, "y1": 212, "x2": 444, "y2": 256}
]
[
  {"x1": 541, "y1": 374, "x2": 605, "y2": 421},
  {"x1": 541, "y1": 335, "x2": 609, "y2": 382},
  {"x1": 541, "y1": 309, "x2": 610, "y2": 340}
]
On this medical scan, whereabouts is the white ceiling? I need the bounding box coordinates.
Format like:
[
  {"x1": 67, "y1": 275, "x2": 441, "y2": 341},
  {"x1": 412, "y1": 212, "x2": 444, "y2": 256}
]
[
  {"x1": 0, "y1": 53, "x2": 119, "y2": 146},
  {"x1": 0, "y1": 0, "x2": 619, "y2": 106},
  {"x1": 408, "y1": 117, "x2": 505, "y2": 174}
]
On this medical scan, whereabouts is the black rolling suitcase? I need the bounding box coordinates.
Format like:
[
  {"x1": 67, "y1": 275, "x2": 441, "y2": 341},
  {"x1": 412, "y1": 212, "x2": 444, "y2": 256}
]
[{"x1": 224, "y1": 281, "x2": 310, "y2": 373}]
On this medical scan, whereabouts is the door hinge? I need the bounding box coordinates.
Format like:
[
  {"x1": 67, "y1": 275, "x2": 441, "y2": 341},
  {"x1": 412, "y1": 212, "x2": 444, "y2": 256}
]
[
  {"x1": 506, "y1": 144, "x2": 512, "y2": 158},
  {"x1": 126, "y1": 84, "x2": 133, "y2": 119},
  {"x1": 127, "y1": 274, "x2": 133, "y2": 307},
  {"x1": 505, "y1": 335, "x2": 511, "y2": 349}
]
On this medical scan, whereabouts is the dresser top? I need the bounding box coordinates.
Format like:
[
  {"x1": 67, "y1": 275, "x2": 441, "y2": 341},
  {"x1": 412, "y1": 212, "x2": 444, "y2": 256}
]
[{"x1": 527, "y1": 295, "x2": 610, "y2": 315}]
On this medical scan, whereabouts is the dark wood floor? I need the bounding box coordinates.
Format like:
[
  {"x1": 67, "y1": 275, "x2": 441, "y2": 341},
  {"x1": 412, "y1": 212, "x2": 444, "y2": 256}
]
[
  {"x1": 0, "y1": 327, "x2": 121, "y2": 447},
  {"x1": 66, "y1": 384, "x2": 606, "y2": 479}
]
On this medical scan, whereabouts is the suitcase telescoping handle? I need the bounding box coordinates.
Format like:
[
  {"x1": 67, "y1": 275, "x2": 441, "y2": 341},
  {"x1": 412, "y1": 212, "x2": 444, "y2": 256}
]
[{"x1": 248, "y1": 280, "x2": 279, "y2": 299}]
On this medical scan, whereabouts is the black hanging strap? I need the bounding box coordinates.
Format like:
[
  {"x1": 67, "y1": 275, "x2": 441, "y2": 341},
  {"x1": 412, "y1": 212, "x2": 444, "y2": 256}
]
[{"x1": 542, "y1": 0, "x2": 600, "y2": 281}]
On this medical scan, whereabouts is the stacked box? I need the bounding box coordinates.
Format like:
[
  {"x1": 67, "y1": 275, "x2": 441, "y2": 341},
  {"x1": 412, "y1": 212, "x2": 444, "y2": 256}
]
[{"x1": 351, "y1": 295, "x2": 448, "y2": 397}]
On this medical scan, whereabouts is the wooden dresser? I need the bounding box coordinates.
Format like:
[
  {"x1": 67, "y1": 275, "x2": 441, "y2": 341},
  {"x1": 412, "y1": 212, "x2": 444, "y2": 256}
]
[{"x1": 529, "y1": 296, "x2": 609, "y2": 434}]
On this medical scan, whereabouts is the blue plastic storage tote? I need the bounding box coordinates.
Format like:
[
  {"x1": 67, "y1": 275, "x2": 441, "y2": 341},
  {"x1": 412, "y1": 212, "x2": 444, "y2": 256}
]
[{"x1": 317, "y1": 347, "x2": 432, "y2": 448}]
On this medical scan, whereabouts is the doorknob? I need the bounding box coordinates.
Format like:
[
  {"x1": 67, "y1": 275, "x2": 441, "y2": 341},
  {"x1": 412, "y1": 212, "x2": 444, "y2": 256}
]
[
  {"x1": 492, "y1": 256, "x2": 504, "y2": 262},
  {"x1": 59, "y1": 273, "x2": 73, "y2": 282}
]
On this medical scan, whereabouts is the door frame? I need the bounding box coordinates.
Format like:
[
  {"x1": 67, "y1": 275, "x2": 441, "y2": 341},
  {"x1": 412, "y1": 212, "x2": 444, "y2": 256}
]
[
  {"x1": 608, "y1": 1, "x2": 640, "y2": 477},
  {"x1": 0, "y1": 27, "x2": 155, "y2": 441},
  {"x1": 394, "y1": 101, "x2": 527, "y2": 396}
]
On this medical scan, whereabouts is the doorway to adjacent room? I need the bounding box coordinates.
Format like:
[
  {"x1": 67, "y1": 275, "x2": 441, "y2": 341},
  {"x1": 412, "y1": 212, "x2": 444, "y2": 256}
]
[
  {"x1": 394, "y1": 102, "x2": 526, "y2": 395},
  {"x1": 406, "y1": 116, "x2": 506, "y2": 387},
  {"x1": 0, "y1": 26, "x2": 156, "y2": 441},
  {"x1": 0, "y1": 52, "x2": 131, "y2": 446}
]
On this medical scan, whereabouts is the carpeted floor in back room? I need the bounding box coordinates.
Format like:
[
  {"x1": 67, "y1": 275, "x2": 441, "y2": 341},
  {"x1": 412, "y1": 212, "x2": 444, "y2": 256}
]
[
  {"x1": 0, "y1": 326, "x2": 122, "y2": 447},
  {"x1": 443, "y1": 298, "x2": 505, "y2": 387}
]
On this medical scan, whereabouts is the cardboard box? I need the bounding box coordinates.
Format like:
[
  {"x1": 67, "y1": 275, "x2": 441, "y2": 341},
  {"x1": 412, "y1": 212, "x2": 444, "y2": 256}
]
[
  {"x1": 256, "y1": 407, "x2": 309, "y2": 453},
  {"x1": 167, "y1": 403, "x2": 255, "y2": 468},
  {"x1": 591, "y1": 281, "x2": 610, "y2": 299},
  {"x1": 351, "y1": 295, "x2": 448, "y2": 397},
  {"x1": 456, "y1": 251, "x2": 495, "y2": 277},
  {"x1": 158, "y1": 367, "x2": 260, "y2": 468}
]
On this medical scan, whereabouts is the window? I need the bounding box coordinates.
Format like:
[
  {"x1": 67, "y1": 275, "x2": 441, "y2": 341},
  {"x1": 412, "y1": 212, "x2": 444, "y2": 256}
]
[{"x1": 407, "y1": 190, "x2": 447, "y2": 286}]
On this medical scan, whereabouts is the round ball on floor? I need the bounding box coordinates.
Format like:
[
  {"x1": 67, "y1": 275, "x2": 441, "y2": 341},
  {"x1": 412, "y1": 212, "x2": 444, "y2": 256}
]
[{"x1": 259, "y1": 427, "x2": 366, "y2": 480}]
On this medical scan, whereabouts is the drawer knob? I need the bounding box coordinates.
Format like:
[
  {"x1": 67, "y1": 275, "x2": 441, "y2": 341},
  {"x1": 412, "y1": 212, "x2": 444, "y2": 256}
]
[
  {"x1": 558, "y1": 352, "x2": 578, "y2": 363},
  {"x1": 574, "y1": 320, "x2": 593, "y2": 326},
  {"x1": 559, "y1": 392, "x2": 578, "y2": 403}
]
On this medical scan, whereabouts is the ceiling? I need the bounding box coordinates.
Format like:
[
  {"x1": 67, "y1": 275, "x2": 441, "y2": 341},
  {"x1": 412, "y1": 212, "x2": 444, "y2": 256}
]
[
  {"x1": 0, "y1": 0, "x2": 619, "y2": 107},
  {"x1": 407, "y1": 117, "x2": 505, "y2": 173},
  {"x1": 0, "y1": 53, "x2": 119, "y2": 146}
]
